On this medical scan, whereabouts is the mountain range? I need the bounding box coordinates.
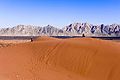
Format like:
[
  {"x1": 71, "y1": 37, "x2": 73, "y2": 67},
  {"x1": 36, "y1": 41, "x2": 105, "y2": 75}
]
[{"x1": 0, "y1": 23, "x2": 120, "y2": 37}]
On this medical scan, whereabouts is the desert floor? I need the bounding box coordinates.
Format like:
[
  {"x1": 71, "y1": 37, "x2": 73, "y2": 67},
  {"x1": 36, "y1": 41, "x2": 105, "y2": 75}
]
[
  {"x1": 0, "y1": 37, "x2": 120, "y2": 80},
  {"x1": 0, "y1": 40, "x2": 30, "y2": 48}
]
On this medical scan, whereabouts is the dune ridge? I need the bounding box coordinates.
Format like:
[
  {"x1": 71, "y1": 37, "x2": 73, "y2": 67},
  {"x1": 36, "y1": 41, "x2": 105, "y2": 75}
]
[{"x1": 0, "y1": 37, "x2": 120, "y2": 80}]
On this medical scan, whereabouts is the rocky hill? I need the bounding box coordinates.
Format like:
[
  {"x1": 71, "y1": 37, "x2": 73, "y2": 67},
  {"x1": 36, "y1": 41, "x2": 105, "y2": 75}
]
[
  {"x1": 64, "y1": 23, "x2": 120, "y2": 37},
  {"x1": 0, "y1": 23, "x2": 120, "y2": 37},
  {"x1": 0, "y1": 25, "x2": 65, "y2": 36}
]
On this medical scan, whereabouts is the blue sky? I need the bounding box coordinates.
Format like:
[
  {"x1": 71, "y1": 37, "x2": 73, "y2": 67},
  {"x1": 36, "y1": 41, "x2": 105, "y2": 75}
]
[{"x1": 0, "y1": 0, "x2": 120, "y2": 28}]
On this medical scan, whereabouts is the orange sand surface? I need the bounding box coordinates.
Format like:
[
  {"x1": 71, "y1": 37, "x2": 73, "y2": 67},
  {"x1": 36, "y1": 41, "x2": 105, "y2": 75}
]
[
  {"x1": 0, "y1": 37, "x2": 120, "y2": 80},
  {"x1": 0, "y1": 40, "x2": 30, "y2": 48}
]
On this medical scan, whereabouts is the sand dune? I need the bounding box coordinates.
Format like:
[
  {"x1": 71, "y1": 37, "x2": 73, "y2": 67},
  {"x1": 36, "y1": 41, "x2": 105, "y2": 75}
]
[
  {"x1": 0, "y1": 37, "x2": 120, "y2": 80},
  {"x1": 0, "y1": 40, "x2": 30, "y2": 48},
  {"x1": 34, "y1": 36, "x2": 59, "y2": 42}
]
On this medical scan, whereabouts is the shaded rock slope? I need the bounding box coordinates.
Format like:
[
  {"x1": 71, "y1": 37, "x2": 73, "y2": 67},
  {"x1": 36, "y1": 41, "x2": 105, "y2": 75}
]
[{"x1": 0, "y1": 23, "x2": 120, "y2": 37}]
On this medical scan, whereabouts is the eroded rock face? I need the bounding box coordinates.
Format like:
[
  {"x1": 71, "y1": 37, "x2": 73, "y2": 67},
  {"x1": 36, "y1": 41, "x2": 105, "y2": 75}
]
[
  {"x1": 0, "y1": 23, "x2": 120, "y2": 37},
  {"x1": 0, "y1": 25, "x2": 65, "y2": 36},
  {"x1": 63, "y1": 23, "x2": 120, "y2": 37}
]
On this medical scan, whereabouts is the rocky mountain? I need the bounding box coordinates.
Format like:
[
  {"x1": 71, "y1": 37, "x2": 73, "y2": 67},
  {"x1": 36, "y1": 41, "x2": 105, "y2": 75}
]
[
  {"x1": 63, "y1": 23, "x2": 120, "y2": 37},
  {"x1": 0, "y1": 25, "x2": 65, "y2": 36},
  {"x1": 0, "y1": 23, "x2": 120, "y2": 37}
]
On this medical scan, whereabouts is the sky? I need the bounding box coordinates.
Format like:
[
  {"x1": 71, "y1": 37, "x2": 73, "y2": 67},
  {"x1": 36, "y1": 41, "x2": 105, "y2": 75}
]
[{"x1": 0, "y1": 0, "x2": 120, "y2": 28}]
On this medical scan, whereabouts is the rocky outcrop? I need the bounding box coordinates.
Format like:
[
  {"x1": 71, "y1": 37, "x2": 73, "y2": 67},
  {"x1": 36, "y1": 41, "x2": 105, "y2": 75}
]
[
  {"x1": 63, "y1": 23, "x2": 120, "y2": 37},
  {"x1": 0, "y1": 23, "x2": 120, "y2": 37},
  {"x1": 0, "y1": 25, "x2": 65, "y2": 36}
]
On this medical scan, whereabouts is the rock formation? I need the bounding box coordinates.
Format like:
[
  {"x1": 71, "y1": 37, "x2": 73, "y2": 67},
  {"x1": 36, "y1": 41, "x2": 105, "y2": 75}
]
[
  {"x1": 0, "y1": 23, "x2": 120, "y2": 37},
  {"x1": 63, "y1": 23, "x2": 120, "y2": 37}
]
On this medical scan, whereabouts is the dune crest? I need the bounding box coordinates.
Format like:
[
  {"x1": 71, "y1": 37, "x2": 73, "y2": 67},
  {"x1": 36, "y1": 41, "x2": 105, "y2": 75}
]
[
  {"x1": 0, "y1": 37, "x2": 120, "y2": 80},
  {"x1": 34, "y1": 36, "x2": 59, "y2": 42}
]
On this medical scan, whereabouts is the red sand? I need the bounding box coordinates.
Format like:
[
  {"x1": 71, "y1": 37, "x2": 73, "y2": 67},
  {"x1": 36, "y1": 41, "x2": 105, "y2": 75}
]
[
  {"x1": 0, "y1": 37, "x2": 120, "y2": 80},
  {"x1": 0, "y1": 40, "x2": 30, "y2": 48}
]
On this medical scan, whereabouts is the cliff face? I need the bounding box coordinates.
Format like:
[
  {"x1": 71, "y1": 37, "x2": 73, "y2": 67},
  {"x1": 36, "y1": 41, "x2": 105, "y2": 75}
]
[
  {"x1": 0, "y1": 23, "x2": 120, "y2": 36},
  {"x1": 64, "y1": 23, "x2": 120, "y2": 37},
  {"x1": 0, "y1": 25, "x2": 65, "y2": 36}
]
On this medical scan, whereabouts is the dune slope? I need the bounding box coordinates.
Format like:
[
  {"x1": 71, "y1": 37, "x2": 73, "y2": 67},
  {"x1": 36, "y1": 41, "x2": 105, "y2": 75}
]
[{"x1": 0, "y1": 37, "x2": 120, "y2": 80}]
